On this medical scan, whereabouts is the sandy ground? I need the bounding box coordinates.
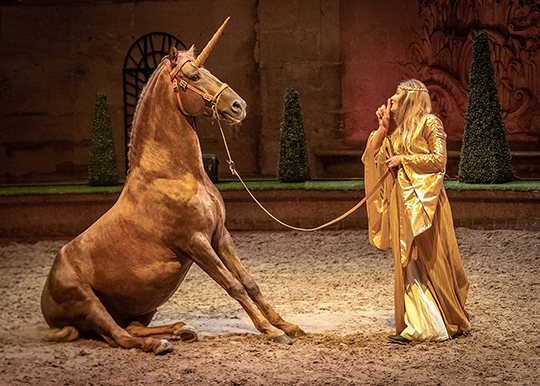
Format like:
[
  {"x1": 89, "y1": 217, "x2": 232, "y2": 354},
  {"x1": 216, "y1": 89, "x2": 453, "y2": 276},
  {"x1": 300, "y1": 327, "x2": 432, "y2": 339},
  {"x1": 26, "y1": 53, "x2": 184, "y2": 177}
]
[{"x1": 0, "y1": 228, "x2": 539, "y2": 385}]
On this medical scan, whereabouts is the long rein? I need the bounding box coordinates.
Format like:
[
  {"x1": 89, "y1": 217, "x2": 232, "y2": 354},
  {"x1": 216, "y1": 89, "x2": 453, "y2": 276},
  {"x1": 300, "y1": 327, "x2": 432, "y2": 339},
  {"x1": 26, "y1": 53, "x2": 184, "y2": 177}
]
[
  {"x1": 216, "y1": 118, "x2": 391, "y2": 232},
  {"x1": 170, "y1": 63, "x2": 390, "y2": 232}
]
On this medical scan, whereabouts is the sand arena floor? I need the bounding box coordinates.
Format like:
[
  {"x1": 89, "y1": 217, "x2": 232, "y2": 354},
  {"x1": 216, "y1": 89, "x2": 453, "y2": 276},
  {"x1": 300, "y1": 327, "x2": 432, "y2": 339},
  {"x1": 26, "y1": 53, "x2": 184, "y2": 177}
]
[{"x1": 0, "y1": 228, "x2": 539, "y2": 385}]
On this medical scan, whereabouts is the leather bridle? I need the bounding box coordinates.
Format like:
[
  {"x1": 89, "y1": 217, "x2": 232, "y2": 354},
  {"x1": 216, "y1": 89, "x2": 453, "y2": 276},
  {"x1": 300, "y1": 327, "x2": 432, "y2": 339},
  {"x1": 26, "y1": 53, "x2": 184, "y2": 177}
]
[{"x1": 169, "y1": 59, "x2": 230, "y2": 120}]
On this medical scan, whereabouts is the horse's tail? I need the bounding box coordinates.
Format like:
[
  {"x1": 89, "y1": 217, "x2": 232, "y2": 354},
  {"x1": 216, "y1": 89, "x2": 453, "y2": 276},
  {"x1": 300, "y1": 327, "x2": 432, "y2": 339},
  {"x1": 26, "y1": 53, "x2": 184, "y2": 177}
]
[{"x1": 43, "y1": 326, "x2": 79, "y2": 342}]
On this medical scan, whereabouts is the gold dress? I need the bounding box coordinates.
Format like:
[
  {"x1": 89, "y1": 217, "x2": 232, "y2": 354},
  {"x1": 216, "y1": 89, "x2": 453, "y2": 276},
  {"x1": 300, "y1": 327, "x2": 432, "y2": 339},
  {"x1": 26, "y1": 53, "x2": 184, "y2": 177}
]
[{"x1": 362, "y1": 114, "x2": 471, "y2": 340}]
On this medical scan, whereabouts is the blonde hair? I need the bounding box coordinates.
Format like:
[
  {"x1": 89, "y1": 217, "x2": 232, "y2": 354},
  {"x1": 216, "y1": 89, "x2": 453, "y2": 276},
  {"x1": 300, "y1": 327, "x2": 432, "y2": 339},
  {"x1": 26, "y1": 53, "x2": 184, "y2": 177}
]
[{"x1": 394, "y1": 79, "x2": 432, "y2": 154}]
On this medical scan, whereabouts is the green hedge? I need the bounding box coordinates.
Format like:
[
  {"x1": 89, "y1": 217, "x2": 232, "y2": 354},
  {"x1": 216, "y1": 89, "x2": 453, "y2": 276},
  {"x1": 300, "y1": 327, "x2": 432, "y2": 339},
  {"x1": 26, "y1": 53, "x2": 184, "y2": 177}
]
[
  {"x1": 458, "y1": 30, "x2": 513, "y2": 183},
  {"x1": 277, "y1": 88, "x2": 311, "y2": 182},
  {"x1": 88, "y1": 93, "x2": 118, "y2": 186}
]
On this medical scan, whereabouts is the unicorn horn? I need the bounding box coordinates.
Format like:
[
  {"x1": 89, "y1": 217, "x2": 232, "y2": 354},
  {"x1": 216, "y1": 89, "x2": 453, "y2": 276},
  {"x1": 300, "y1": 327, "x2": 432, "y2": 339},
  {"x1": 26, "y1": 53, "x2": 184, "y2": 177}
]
[{"x1": 194, "y1": 17, "x2": 230, "y2": 68}]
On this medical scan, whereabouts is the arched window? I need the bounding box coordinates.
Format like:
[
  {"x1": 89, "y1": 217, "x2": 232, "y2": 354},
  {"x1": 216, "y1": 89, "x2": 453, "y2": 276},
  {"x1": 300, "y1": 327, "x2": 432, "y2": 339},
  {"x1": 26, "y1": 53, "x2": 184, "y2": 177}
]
[{"x1": 122, "y1": 33, "x2": 186, "y2": 171}]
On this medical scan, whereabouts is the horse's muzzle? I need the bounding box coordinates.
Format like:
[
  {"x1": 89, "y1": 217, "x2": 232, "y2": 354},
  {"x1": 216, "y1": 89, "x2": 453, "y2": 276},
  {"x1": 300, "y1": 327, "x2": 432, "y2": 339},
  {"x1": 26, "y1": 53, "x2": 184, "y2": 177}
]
[{"x1": 218, "y1": 88, "x2": 247, "y2": 123}]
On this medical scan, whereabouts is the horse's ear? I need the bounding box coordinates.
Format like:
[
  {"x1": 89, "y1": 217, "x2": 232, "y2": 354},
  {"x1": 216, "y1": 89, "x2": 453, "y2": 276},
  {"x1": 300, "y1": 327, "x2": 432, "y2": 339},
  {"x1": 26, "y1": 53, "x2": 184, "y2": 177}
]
[
  {"x1": 188, "y1": 45, "x2": 196, "y2": 58},
  {"x1": 169, "y1": 46, "x2": 178, "y2": 66}
]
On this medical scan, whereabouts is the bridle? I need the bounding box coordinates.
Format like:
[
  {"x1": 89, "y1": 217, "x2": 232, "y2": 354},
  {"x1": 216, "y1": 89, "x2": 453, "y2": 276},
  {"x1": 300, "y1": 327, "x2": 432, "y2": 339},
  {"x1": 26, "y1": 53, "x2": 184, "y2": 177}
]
[
  {"x1": 169, "y1": 59, "x2": 230, "y2": 120},
  {"x1": 168, "y1": 57, "x2": 238, "y2": 179}
]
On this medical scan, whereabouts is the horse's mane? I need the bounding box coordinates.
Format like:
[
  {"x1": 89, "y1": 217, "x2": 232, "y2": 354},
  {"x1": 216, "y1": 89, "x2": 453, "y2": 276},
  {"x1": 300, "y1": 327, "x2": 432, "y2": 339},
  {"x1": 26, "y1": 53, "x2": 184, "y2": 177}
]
[{"x1": 127, "y1": 47, "x2": 196, "y2": 172}]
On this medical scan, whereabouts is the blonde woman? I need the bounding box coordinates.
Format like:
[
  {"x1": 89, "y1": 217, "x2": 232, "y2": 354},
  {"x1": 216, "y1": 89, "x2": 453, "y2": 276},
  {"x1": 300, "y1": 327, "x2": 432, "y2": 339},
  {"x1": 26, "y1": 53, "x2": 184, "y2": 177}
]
[{"x1": 362, "y1": 79, "x2": 471, "y2": 344}]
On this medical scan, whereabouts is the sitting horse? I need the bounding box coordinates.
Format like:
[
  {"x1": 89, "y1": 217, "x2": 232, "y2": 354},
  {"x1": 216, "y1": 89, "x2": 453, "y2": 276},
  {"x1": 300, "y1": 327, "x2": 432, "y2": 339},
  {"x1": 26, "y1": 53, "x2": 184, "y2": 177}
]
[{"x1": 41, "y1": 19, "x2": 305, "y2": 355}]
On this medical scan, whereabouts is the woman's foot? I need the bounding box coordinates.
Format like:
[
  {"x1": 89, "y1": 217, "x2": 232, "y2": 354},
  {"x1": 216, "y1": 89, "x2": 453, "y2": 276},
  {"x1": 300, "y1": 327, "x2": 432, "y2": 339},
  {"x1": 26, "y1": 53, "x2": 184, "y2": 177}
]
[{"x1": 387, "y1": 334, "x2": 411, "y2": 345}]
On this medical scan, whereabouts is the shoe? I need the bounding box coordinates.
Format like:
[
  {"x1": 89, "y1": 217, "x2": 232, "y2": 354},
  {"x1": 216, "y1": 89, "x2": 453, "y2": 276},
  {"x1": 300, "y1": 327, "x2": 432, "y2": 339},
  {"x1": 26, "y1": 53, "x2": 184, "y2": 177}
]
[{"x1": 387, "y1": 334, "x2": 411, "y2": 345}]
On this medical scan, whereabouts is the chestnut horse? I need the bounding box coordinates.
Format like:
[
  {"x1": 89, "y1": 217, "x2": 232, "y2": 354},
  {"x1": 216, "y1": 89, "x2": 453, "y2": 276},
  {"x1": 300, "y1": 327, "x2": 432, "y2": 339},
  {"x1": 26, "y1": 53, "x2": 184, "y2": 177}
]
[{"x1": 41, "y1": 20, "x2": 305, "y2": 355}]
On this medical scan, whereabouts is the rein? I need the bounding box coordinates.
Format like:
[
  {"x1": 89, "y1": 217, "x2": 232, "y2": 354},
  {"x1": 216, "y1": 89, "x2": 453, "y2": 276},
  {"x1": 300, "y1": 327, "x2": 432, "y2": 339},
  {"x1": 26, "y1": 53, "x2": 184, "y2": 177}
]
[
  {"x1": 169, "y1": 62, "x2": 391, "y2": 231},
  {"x1": 215, "y1": 117, "x2": 391, "y2": 232}
]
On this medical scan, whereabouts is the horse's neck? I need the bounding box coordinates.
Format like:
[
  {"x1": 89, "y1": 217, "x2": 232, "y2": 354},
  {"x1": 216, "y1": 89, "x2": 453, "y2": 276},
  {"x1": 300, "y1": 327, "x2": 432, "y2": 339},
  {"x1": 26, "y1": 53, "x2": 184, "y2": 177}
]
[{"x1": 129, "y1": 67, "x2": 203, "y2": 179}]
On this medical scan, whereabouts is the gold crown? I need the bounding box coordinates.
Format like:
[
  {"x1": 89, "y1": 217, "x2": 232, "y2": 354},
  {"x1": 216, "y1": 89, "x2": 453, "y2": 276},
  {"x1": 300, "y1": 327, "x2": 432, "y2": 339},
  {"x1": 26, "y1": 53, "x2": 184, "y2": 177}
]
[{"x1": 398, "y1": 85, "x2": 429, "y2": 93}]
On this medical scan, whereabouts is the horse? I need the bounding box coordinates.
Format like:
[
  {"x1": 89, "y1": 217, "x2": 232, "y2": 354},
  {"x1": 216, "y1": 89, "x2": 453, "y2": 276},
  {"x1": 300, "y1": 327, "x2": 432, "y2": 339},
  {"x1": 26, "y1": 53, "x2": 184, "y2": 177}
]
[{"x1": 41, "y1": 19, "x2": 305, "y2": 355}]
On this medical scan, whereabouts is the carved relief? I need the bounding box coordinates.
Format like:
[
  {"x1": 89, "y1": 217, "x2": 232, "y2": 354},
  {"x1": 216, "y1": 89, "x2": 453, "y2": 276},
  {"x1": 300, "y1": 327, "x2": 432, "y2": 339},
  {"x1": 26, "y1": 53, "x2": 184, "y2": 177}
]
[{"x1": 404, "y1": 0, "x2": 540, "y2": 142}]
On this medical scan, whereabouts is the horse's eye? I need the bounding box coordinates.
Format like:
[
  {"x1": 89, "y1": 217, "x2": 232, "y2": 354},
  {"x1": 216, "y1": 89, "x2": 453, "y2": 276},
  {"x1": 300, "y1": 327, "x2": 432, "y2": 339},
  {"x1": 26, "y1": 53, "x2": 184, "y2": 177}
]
[{"x1": 190, "y1": 75, "x2": 200, "y2": 82}]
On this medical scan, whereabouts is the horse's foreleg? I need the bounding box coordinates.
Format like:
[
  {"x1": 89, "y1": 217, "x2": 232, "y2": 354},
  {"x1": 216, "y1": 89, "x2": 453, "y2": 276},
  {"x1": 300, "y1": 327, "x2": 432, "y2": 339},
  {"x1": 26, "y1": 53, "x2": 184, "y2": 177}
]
[
  {"x1": 189, "y1": 233, "x2": 292, "y2": 344},
  {"x1": 126, "y1": 320, "x2": 198, "y2": 343},
  {"x1": 215, "y1": 230, "x2": 306, "y2": 339}
]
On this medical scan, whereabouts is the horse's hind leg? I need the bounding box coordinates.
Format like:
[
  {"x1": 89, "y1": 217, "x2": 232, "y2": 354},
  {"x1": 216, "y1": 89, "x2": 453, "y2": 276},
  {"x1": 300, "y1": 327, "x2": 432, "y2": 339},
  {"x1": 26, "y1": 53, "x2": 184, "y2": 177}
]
[
  {"x1": 215, "y1": 229, "x2": 306, "y2": 338},
  {"x1": 71, "y1": 293, "x2": 175, "y2": 354},
  {"x1": 189, "y1": 233, "x2": 292, "y2": 344},
  {"x1": 41, "y1": 253, "x2": 174, "y2": 355}
]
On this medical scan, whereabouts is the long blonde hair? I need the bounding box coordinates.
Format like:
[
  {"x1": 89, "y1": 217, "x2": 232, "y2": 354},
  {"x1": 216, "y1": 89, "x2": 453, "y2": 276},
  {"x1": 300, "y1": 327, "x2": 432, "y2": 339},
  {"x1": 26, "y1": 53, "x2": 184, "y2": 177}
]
[{"x1": 394, "y1": 79, "x2": 432, "y2": 154}]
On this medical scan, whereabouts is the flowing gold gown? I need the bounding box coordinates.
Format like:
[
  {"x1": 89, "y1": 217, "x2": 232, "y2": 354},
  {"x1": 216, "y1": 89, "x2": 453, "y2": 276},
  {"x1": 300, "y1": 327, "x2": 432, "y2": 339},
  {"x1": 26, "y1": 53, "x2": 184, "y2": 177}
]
[{"x1": 362, "y1": 114, "x2": 471, "y2": 340}]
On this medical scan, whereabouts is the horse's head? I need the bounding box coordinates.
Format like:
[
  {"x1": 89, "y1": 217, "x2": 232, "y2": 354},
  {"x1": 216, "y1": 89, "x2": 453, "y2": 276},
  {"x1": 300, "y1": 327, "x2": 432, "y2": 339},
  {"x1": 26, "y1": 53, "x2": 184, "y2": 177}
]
[{"x1": 166, "y1": 18, "x2": 246, "y2": 123}]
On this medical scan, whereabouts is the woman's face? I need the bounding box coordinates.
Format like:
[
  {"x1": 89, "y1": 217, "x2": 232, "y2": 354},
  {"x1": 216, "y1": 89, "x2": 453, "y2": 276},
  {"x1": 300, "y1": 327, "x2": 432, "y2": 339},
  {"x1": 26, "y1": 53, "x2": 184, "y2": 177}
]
[{"x1": 390, "y1": 89, "x2": 406, "y2": 113}]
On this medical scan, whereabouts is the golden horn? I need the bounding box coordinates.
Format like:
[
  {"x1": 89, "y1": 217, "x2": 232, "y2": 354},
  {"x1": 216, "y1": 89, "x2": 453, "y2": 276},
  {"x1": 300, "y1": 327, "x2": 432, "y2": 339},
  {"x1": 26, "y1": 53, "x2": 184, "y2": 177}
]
[{"x1": 194, "y1": 17, "x2": 230, "y2": 67}]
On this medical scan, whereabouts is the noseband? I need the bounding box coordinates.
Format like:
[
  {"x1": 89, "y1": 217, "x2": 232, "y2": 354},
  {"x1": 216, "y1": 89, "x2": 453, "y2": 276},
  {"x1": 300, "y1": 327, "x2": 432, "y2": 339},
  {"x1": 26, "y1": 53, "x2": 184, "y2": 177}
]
[{"x1": 169, "y1": 60, "x2": 230, "y2": 120}]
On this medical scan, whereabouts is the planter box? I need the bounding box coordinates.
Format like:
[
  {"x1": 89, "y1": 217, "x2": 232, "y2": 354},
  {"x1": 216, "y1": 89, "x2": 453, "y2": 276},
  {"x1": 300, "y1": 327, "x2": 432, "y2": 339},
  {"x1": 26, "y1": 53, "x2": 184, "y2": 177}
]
[{"x1": 1, "y1": 187, "x2": 539, "y2": 239}]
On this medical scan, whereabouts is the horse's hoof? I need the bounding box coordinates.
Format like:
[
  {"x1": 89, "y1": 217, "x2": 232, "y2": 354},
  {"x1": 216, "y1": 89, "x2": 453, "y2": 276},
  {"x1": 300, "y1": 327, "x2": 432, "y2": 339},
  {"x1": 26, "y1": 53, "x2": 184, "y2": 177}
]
[
  {"x1": 177, "y1": 325, "x2": 198, "y2": 343},
  {"x1": 270, "y1": 333, "x2": 293, "y2": 345},
  {"x1": 286, "y1": 326, "x2": 306, "y2": 339},
  {"x1": 153, "y1": 339, "x2": 174, "y2": 355},
  {"x1": 171, "y1": 321, "x2": 187, "y2": 333},
  {"x1": 44, "y1": 326, "x2": 79, "y2": 342}
]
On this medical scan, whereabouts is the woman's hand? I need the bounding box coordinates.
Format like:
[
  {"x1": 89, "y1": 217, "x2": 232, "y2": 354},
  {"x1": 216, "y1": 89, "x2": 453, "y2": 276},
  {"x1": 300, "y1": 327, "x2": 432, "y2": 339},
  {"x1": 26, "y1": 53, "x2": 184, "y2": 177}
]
[
  {"x1": 370, "y1": 97, "x2": 392, "y2": 155},
  {"x1": 385, "y1": 155, "x2": 402, "y2": 169},
  {"x1": 376, "y1": 98, "x2": 391, "y2": 131}
]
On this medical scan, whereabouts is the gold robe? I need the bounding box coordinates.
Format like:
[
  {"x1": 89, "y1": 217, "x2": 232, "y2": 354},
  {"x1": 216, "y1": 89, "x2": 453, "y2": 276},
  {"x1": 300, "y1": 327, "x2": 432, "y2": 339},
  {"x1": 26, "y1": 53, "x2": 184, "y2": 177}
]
[{"x1": 362, "y1": 115, "x2": 471, "y2": 338}]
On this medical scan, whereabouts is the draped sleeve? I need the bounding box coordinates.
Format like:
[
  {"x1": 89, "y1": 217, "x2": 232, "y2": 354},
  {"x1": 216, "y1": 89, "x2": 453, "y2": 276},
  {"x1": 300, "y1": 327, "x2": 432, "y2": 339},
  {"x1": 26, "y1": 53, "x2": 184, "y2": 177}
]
[{"x1": 362, "y1": 132, "x2": 394, "y2": 251}]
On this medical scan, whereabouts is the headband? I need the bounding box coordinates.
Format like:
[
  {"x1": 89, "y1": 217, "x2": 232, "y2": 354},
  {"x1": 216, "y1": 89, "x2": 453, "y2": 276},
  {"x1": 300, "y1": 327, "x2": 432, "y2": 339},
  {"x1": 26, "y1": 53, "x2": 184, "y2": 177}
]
[{"x1": 398, "y1": 84, "x2": 429, "y2": 93}]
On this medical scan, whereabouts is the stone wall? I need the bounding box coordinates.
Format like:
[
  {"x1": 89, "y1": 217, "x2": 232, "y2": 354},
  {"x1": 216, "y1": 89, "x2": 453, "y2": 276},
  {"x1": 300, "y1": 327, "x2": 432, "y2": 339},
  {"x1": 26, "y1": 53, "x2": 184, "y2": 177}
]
[
  {"x1": 1, "y1": 0, "x2": 538, "y2": 184},
  {"x1": 337, "y1": 0, "x2": 540, "y2": 179},
  {"x1": 0, "y1": 0, "x2": 262, "y2": 183},
  {"x1": 256, "y1": 0, "x2": 341, "y2": 176}
]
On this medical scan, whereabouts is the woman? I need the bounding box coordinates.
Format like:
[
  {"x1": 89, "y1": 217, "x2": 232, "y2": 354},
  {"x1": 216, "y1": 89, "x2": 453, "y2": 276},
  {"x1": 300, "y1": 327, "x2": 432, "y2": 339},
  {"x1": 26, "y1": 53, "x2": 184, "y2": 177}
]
[{"x1": 362, "y1": 79, "x2": 471, "y2": 344}]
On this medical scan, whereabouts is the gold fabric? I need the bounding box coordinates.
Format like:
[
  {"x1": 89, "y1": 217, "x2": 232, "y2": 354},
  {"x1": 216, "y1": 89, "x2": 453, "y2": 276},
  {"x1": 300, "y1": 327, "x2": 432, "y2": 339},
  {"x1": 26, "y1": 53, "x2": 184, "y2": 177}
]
[
  {"x1": 362, "y1": 115, "x2": 471, "y2": 337},
  {"x1": 401, "y1": 260, "x2": 449, "y2": 341}
]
